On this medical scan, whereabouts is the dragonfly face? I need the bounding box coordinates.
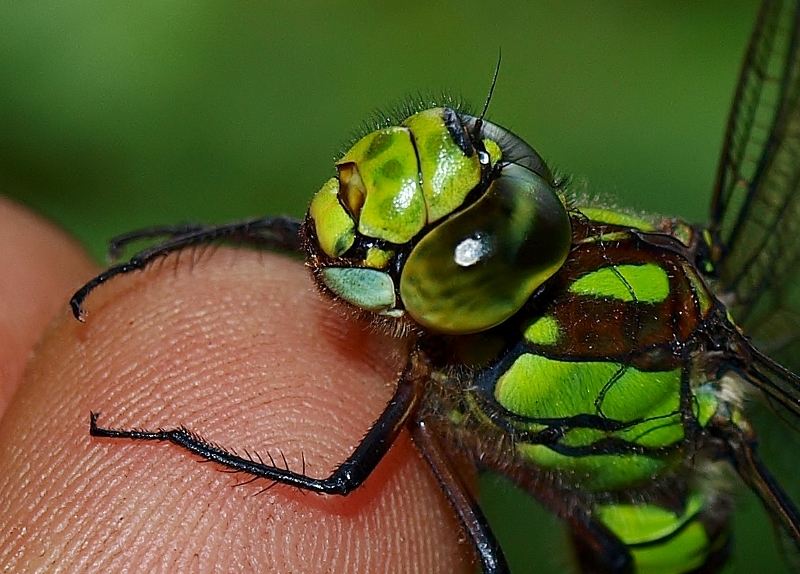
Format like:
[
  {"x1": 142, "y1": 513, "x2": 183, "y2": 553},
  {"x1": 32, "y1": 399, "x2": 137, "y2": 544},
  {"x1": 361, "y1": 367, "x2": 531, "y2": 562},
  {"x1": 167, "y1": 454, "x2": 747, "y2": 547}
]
[
  {"x1": 70, "y1": 0, "x2": 800, "y2": 572},
  {"x1": 306, "y1": 106, "x2": 572, "y2": 335}
]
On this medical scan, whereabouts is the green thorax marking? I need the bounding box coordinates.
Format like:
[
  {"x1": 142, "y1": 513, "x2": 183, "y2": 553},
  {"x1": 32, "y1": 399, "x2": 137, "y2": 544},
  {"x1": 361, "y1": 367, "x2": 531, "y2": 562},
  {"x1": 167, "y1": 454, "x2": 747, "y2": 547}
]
[
  {"x1": 495, "y1": 355, "x2": 681, "y2": 429},
  {"x1": 578, "y1": 205, "x2": 656, "y2": 231},
  {"x1": 517, "y1": 221, "x2": 715, "y2": 363},
  {"x1": 524, "y1": 315, "x2": 560, "y2": 346},
  {"x1": 569, "y1": 264, "x2": 670, "y2": 303},
  {"x1": 492, "y1": 354, "x2": 686, "y2": 490}
]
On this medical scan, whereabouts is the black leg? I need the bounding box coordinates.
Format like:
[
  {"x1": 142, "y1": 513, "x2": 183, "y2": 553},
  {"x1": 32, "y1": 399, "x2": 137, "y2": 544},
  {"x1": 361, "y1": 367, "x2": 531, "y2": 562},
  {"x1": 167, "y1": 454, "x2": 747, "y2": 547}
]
[
  {"x1": 107, "y1": 224, "x2": 210, "y2": 260},
  {"x1": 90, "y1": 351, "x2": 426, "y2": 495},
  {"x1": 410, "y1": 418, "x2": 510, "y2": 574},
  {"x1": 71, "y1": 216, "x2": 303, "y2": 320},
  {"x1": 567, "y1": 511, "x2": 634, "y2": 574},
  {"x1": 492, "y1": 463, "x2": 632, "y2": 574},
  {"x1": 713, "y1": 418, "x2": 800, "y2": 551}
]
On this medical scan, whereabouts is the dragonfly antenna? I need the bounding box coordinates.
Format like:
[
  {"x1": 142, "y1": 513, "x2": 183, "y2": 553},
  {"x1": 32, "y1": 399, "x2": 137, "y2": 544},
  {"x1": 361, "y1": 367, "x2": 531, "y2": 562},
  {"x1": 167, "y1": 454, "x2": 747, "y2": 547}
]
[{"x1": 479, "y1": 50, "x2": 502, "y2": 122}]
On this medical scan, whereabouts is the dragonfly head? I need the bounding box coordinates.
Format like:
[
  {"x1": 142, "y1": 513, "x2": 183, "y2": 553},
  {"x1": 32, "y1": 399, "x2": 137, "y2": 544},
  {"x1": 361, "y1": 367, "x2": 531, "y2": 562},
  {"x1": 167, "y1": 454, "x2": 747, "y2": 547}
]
[{"x1": 304, "y1": 107, "x2": 572, "y2": 335}]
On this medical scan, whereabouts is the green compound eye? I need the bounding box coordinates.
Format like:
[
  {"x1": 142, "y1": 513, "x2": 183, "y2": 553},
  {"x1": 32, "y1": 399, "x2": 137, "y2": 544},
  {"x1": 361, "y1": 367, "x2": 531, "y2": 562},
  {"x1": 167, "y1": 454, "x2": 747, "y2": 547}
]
[{"x1": 399, "y1": 162, "x2": 571, "y2": 334}]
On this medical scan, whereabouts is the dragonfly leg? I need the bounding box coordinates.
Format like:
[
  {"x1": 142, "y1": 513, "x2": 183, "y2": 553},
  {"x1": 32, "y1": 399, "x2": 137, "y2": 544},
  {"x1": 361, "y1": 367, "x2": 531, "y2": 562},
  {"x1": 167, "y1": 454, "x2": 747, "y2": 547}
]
[
  {"x1": 106, "y1": 224, "x2": 210, "y2": 261},
  {"x1": 458, "y1": 391, "x2": 633, "y2": 572},
  {"x1": 712, "y1": 418, "x2": 800, "y2": 551},
  {"x1": 90, "y1": 349, "x2": 426, "y2": 495},
  {"x1": 410, "y1": 418, "x2": 510, "y2": 574},
  {"x1": 567, "y1": 513, "x2": 633, "y2": 574},
  {"x1": 491, "y1": 464, "x2": 632, "y2": 574},
  {"x1": 71, "y1": 216, "x2": 303, "y2": 320}
]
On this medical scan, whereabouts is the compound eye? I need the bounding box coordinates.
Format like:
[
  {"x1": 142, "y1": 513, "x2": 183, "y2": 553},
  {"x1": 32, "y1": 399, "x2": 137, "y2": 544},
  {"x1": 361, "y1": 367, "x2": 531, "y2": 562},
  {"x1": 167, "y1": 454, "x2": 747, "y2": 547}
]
[{"x1": 399, "y1": 163, "x2": 571, "y2": 334}]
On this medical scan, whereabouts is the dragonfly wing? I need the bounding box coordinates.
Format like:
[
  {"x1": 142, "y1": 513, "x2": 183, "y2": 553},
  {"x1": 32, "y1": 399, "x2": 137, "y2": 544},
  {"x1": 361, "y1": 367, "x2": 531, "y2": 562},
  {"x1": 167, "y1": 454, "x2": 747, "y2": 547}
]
[{"x1": 710, "y1": 0, "x2": 800, "y2": 371}]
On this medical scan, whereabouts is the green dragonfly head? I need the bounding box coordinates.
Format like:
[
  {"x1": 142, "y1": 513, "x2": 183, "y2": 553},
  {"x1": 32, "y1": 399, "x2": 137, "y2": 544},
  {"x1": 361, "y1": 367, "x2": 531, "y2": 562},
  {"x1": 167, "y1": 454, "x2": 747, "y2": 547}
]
[{"x1": 305, "y1": 106, "x2": 572, "y2": 335}]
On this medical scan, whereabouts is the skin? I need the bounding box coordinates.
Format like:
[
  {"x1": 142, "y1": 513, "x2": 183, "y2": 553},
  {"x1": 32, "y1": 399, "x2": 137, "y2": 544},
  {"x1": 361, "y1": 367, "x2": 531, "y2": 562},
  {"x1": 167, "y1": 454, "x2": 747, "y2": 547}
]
[{"x1": 0, "y1": 198, "x2": 472, "y2": 573}]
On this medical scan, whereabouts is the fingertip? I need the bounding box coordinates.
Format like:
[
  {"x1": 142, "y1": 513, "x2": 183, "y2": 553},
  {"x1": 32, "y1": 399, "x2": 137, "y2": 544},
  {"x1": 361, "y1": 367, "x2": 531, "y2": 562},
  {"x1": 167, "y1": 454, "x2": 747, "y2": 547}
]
[{"x1": 0, "y1": 248, "x2": 473, "y2": 572}]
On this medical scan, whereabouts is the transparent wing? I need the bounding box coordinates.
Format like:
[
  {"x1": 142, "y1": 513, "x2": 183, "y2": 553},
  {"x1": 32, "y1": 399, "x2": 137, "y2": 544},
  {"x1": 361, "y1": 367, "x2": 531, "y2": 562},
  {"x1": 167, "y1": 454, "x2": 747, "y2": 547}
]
[
  {"x1": 710, "y1": 0, "x2": 800, "y2": 372},
  {"x1": 708, "y1": 2, "x2": 800, "y2": 564}
]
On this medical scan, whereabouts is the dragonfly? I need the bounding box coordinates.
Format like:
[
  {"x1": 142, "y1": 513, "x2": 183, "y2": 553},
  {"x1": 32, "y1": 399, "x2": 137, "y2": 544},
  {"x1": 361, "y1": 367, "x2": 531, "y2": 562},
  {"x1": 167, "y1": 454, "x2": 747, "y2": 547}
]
[{"x1": 69, "y1": 0, "x2": 800, "y2": 572}]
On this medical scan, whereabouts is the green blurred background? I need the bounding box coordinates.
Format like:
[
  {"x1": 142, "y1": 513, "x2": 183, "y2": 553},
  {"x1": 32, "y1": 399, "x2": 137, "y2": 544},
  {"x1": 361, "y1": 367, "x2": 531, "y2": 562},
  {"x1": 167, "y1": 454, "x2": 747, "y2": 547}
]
[{"x1": 2, "y1": 1, "x2": 785, "y2": 572}]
